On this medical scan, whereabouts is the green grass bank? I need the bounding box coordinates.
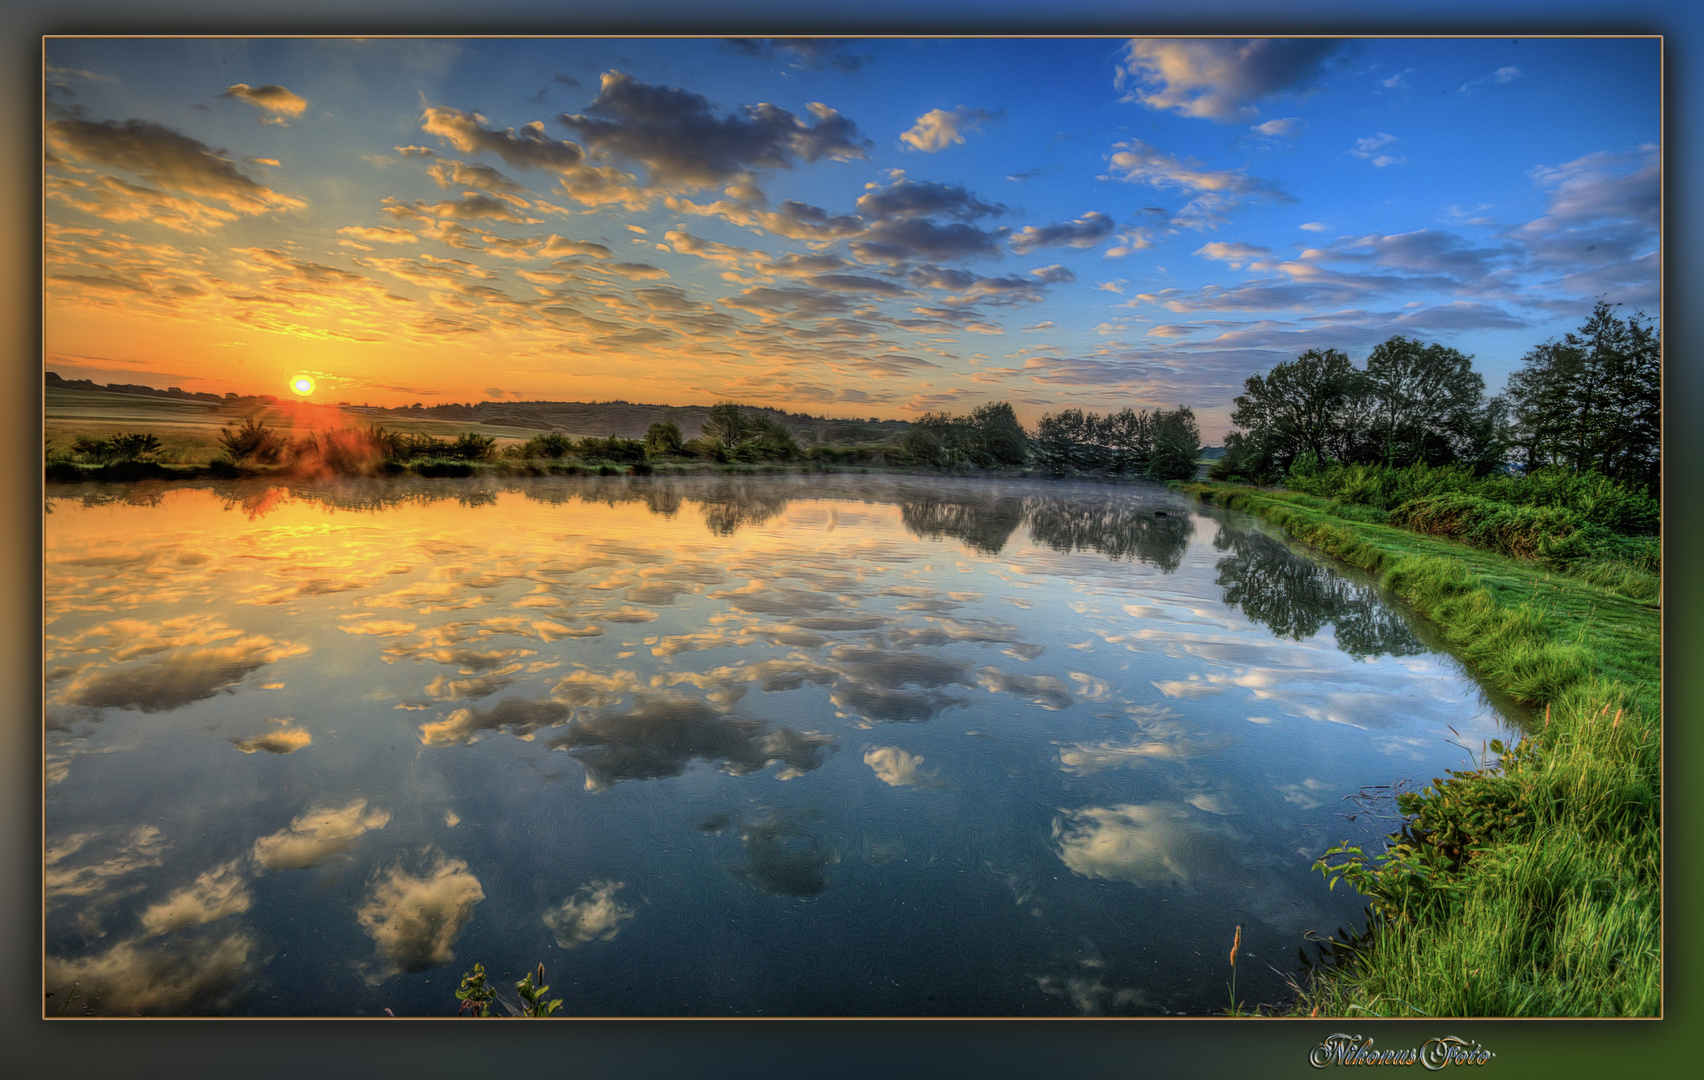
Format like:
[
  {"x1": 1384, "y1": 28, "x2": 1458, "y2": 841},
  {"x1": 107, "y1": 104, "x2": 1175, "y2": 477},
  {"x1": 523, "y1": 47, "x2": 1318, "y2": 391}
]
[{"x1": 1180, "y1": 482, "x2": 1660, "y2": 1017}]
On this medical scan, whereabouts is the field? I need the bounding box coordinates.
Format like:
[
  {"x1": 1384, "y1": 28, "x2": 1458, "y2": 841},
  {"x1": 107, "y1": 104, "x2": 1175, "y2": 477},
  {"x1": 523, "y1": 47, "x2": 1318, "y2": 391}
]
[{"x1": 45, "y1": 387, "x2": 563, "y2": 464}]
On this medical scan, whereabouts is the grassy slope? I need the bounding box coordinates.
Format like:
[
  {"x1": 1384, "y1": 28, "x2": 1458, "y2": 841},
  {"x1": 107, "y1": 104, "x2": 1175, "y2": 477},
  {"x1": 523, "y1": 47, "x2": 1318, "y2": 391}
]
[{"x1": 1182, "y1": 482, "x2": 1660, "y2": 1017}]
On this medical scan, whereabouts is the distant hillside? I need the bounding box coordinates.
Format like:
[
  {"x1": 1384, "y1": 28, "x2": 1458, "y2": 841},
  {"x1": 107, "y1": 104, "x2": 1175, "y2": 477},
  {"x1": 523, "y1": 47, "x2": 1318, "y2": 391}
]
[
  {"x1": 356, "y1": 399, "x2": 911, "y2": 446},
  {"x1": 45, "y1": 372, "x2": 911, "y2": 446}
]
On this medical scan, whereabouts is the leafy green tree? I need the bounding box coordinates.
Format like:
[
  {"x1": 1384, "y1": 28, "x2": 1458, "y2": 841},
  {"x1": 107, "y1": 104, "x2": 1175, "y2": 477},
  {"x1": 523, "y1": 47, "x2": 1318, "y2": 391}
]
[
  {"x1": 1360, "y1": 337, "x2": 1487, "y2": 467},
  {"x1": 644, "y1": 420, "x2": 684, "y2": 455},
  {"x1": 1501, "y1": 301, "x2": 1659, "y2": 493},
  {"x1": 969, "y1": 402, "x2": 1029, "y2": 466},
  {"x1": 1148, "y1": 407, "x2": 1202, "y2": 481},
  {"x1": 701, "y1": 401, "x2": 750, "y2": 450},
  {"x1": 1032, "y1": 408, "x2": 1094, "y2": 473},
  {"x1": 1228, "y1": 348, "x2": 1359, "y2": 471}
]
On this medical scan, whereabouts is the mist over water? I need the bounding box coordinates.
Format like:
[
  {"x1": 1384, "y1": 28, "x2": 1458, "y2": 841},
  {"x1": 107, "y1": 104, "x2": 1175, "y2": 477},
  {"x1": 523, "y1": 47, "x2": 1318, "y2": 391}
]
[{"x1": 44, "y1": 475, "x2": 1513, "y2": 1016}]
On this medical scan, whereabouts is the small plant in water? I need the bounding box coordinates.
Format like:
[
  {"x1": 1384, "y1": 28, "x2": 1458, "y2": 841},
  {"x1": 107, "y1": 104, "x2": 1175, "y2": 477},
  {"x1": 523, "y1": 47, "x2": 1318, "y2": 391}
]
[
  {"x1": 1225, "y1": 923, "x2": 1244, "y2": 1016},
  {"x1": 456, "y1": 962, "x2": 563, "y2": 1018}
]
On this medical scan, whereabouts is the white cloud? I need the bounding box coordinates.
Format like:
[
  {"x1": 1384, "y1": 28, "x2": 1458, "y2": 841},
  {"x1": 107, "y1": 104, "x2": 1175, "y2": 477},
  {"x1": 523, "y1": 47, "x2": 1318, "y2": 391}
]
[
  {"x1": 1460, "y1": 66, "x2": 1521, "y2": 94},
  {"x1": 1349, "y1": 132, "x2": 1406, "y2": 168},
  {"x1": 900, "y1": 106, "x2": 997, "y2": 152}
]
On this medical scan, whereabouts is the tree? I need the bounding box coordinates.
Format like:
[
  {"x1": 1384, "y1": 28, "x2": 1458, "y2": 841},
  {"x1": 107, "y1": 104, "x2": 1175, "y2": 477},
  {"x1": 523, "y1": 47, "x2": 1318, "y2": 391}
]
[
  {"x1": 968, "y1": 402, "x2": 1030, "y2": 467},
  {"x1": 1148, "y1": 407, "x2": 1202, "y2": 481},
  {"x1": 1360, "y1": 337, "x2": 1487, "y2": 467},
  {"x1": 1228, "y1": 348, "x2": 1358, "y2": 471},
  {"x1": 701, "y1": 402, "x2": 750, "y2": 450},
  {"x1": 644, "y1": 421, "x2": 684, "y2": 455},
  {"x1": 1501, "y1": 301, "x2": 1659, "y2": 493}
]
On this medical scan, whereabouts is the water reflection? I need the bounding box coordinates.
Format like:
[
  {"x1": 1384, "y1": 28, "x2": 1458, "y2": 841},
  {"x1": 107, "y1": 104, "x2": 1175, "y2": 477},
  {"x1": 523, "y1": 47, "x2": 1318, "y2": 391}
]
[
  {"x1": 544, "y1": 881, "x2": 636, "y2": 947},
  {"x1": 43, "y1": 475, "x2": 1512, "y2": 1016},
  {"x1": 355, "y1": 850, "x2": 485, "y2": 979},
  {"x1": 723, "y1": 809, "x2": 839, "y2": 898},
  {"x1": 1213, "y1": 526, "x2": 1425, "y2": 658}
]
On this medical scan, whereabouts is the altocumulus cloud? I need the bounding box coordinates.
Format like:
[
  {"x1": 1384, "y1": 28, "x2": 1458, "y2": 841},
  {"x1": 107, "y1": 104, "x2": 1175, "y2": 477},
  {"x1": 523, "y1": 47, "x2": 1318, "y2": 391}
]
[
  {"x1": 45, "y1": 118, "x2": 306, "y2": 215},
  {"x1": 558, "y1": 70, "x2": 869, "y2": 193},
  {"x1": 221, "y1": 83, "x2": 308, "y2": 123},
  {"x1": 1117, "y1": 38, "x2": 1344, "y2": 121},
  {"x1": 1009, "y1": 211, "x2": 1116, "y2": 254},
  {"x1": 900, "y1": 105, "x2": 997, "y2": 152}
]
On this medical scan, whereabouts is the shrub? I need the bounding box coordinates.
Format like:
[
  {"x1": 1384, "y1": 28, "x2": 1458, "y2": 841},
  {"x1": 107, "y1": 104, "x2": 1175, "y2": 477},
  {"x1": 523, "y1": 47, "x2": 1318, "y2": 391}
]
[
  {"x1": 523, "y1": 432, "x2": 575, "y2": 459},
  {"x1": 217, "y1": 418, "x2": 283, "y2": 463}
]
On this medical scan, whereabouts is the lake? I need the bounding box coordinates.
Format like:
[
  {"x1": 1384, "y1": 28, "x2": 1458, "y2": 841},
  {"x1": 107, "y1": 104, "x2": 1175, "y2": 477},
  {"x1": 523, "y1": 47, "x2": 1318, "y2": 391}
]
[{"x1": 43, "y1": 474, "x2": 1516, "y2": 1017}]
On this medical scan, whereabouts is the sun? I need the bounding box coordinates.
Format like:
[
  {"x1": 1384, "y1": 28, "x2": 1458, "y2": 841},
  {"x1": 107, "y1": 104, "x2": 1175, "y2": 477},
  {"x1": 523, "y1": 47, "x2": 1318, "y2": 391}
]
[{"x1": 290, "y1": 374, "x2": 316, "y2": 397}]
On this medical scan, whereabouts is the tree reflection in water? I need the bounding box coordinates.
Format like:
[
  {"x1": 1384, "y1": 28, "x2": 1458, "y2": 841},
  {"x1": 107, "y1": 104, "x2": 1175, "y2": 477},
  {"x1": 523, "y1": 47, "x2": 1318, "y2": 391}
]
[{"x1": 1212, "y1": 526, "x2": 1425, "y2": 659}]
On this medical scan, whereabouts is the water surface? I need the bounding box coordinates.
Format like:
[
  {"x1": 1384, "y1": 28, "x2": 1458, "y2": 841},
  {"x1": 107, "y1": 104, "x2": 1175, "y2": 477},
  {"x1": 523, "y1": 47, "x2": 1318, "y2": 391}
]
[{"x1": 44, "y1": 475, "x2": 1512, "y2": 1016}]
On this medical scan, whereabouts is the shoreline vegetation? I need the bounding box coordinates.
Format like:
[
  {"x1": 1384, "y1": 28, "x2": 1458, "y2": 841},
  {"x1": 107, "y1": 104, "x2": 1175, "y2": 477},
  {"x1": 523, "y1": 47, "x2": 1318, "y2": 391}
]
[
  {"x1": 43, "y1": 392, "x2": 1214, "y2": 485},
  {"x1": 1185, "y1": 482, "x2": 1659, "y2": 1017}
]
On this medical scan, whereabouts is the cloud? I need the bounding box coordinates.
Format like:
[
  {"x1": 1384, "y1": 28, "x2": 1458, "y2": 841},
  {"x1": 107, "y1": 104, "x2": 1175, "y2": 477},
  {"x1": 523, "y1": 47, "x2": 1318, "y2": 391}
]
[
  {"x1": 550, "y1": 693, "x2": 834, "y2": 790},
  {"x1": 421, "y1": 106, "x2": 587, "y2": 172},
  {"x1": 1053, "y1": 802, "x2": 1240, "y2": 888},
  {"x1": 1117, "y1": 38, "x2": 1344, "y2": 121},
  {"x1": 44, "y1": 931, "x2": 257, "y2": 1015},
  {"x1": 1460, "y1": 66, "x2": 1521, "y2": 94},
  {"x1": 1504, "y1": 144, "x2": 1659, "y2": 303},
  {"x1": 1193, "y1": 241, "x2": 1274, "y2": 269},
  {"x1": 46, "y1": 825, "x2": 169, "y2": 901},
  {"x1": 558, "y1": 71, "x2": 869, "y2": 194},
  {"x1": 425, "y1": 159, "x2": 530, "y2": 195},
  {"x1": 221, "y1": 83, "x2": 307, "y2": 122},
  {"x1": 726, "y1": 38, "x2": 870, "y2": 72},
  {"x1": 337, "y1": 224, "x2": 417, "y2": 245},
  {"x1": 1008, "y1": 211, "x2": 1115, "y2": 254},
  {"x1": 250, "y1": 799, "x2": 392, "y2": 870},
  {"x1": 863, "y1": 745, "x2": 936, "y2": 787},
  {"x1": 854, "y1": 178, "x2": 1003, "y2": 222},
  {"x1": 1247, "y1": 116, "x2": 1304, "y2": 140},
  {"x1": 1349, "y1": 132, "x2": 1405, "y2": 168},
  {"x1": 394, "y1": 193, "x2": 542, "y2": 224},
  {"x1": 1104, "y1": 139, "x2": 1289, "y2": 228},
  {"x1": 900, "y1": 105, "x2": 998, "y2": 152},
  {"x1": 542, "y1": 880, "x2": 635, "y2": 946},
  {"x1": 138, "y1": 860, "x2": 252, "y2": 935},
  {"x1": 849, "y1": 217, "x2": 1008, "y2": 265},
  {"x1": 45, "y1": 118, "x2": 306, "y2": 215},
  {"x1": 57, "y1": 634, "x2": 310, "y2": 712},
  {"x1": 232, "y1": 723, "x2": 312, "y2": 754},
  {"x1": 355, "y1": 851, "x2": 484, "y2": 976}
]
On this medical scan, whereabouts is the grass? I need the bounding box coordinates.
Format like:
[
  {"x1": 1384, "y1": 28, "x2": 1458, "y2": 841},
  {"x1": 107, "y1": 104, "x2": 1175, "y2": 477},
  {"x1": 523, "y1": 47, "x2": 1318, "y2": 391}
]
[
  {"x1": 45, "y1": 386, "x2": 558, "y2": 465},
  {"x1": 1181, "y1": 482, "x2": 1660, "y2": 1017}
]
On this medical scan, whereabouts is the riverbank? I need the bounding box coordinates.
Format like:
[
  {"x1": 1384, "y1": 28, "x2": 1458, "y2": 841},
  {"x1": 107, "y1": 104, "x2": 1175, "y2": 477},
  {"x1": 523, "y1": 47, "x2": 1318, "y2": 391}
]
[{"x1": 1180, "y1": 482, "x2": 1660, "y2": 1017}]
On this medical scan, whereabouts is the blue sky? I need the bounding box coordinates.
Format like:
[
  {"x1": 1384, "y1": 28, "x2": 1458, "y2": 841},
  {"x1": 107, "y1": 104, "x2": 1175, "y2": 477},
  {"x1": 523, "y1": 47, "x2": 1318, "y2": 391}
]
[{"x1": 43, "y1": 36, "x2": 1659, "y2": 437}]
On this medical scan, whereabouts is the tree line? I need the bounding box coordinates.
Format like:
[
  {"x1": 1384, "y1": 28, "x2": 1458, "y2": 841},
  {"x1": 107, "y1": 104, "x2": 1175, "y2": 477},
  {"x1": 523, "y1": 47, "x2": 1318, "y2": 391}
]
[
  {"x1": 902, "y1": 401, "x2": 1203, "y2": 481},
  {"x1": 1212, "y1": 301, "x2": 1659, "y2": 495}
]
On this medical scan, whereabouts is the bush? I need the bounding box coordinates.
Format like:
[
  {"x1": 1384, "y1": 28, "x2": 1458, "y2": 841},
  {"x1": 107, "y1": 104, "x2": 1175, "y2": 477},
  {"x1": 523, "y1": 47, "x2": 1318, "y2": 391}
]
[
  {"x1": 522, "y1": 432, "x2": 575, "y2": 459},
  {"x1": 217, "y1": 418, "x2": 283, "y2": 463},
  {"x1": 73, "y1": 432, "x2": 163, "y2": 463}
]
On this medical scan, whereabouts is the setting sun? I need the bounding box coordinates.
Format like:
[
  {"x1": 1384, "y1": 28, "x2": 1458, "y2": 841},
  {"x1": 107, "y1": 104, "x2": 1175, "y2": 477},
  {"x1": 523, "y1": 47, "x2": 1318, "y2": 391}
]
[{"x1": 290, "y1": 375, "x2": 316, "y2": 397}]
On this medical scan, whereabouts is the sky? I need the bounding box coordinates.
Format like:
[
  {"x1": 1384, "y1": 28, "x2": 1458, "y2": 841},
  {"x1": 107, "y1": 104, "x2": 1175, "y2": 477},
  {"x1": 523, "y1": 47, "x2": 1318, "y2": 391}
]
[{"x1": 42, "y1": 36, "x2": 1660, "y2": 439}]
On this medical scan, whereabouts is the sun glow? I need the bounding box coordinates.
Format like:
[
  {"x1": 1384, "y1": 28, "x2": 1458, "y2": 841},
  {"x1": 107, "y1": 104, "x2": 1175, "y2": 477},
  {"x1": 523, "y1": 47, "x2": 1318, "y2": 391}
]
[{"x1": 290, "y1": 375, "x2": 316, "y2": 397}]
